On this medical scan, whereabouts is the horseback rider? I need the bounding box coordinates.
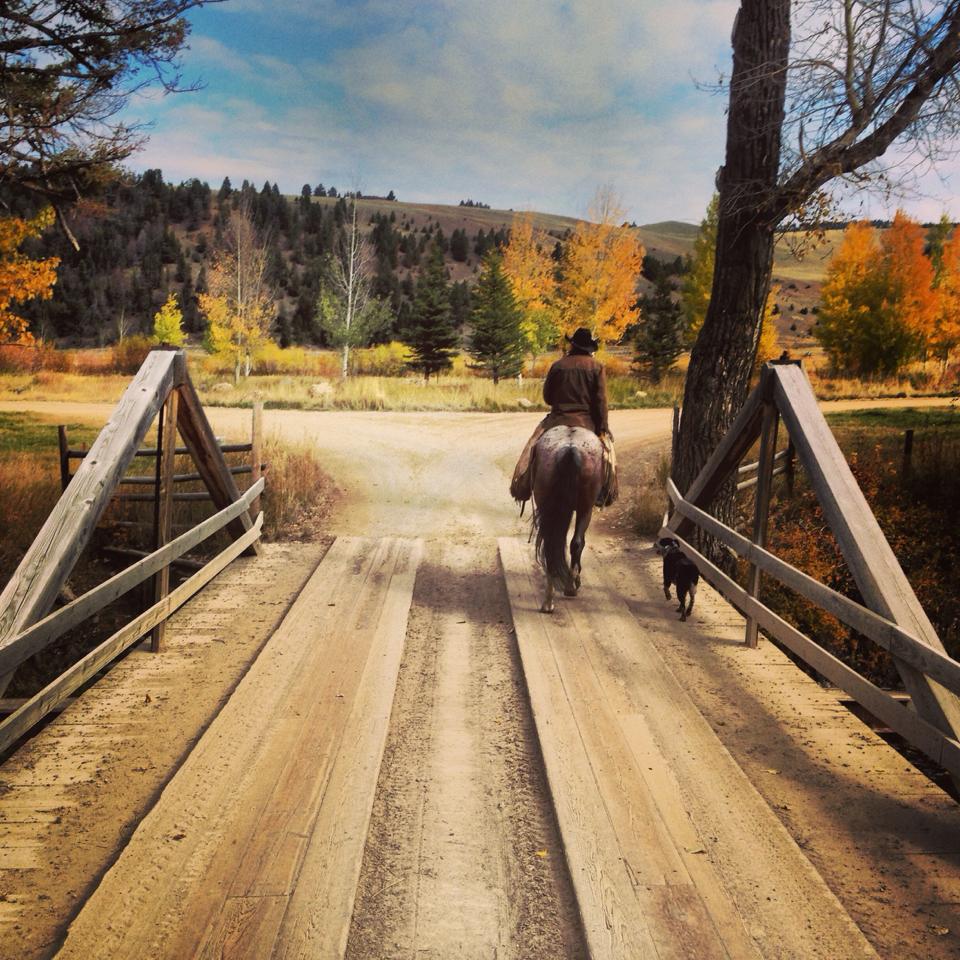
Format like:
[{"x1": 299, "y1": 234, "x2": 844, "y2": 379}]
[{"x1": 510, "y1": 327, "x2": 618, "y2": 507}]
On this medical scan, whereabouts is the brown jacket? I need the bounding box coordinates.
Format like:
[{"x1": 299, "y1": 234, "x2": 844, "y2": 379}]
[{"x1": 542, "y1": 352, "x2": 609, "y2": 434}]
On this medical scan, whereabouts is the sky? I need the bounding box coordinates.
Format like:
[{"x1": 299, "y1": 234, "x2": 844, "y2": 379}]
[{"x1": 124, "y1": 0, "x2": 960, "y2": 225}]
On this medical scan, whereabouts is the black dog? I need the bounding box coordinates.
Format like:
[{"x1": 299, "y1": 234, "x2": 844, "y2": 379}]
[{"x1": 655, "y1": 537, "x2": 699, "y2": 621}]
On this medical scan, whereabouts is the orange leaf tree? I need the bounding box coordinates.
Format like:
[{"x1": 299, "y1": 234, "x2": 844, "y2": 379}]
[
  {"x1": 816, "y1": 216, "x2": 934, "y2": 377},
  {"x1": 558, "y1": 189, "x2": 645, "y2": 346},
  {"x1": 882, "y1": 210, "x2": 938, "y2": 352},
  {"x1": 933, "y1": 226, "x2": 960, "y2": 366},
  {"x1": 0, "y1": 208, "x2": 60, "y2": 344}
]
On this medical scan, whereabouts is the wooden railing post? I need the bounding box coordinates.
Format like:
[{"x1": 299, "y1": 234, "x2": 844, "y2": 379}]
[
  {"x1": 57, "y1": 426, "x2": 70, "y2": 492},
  {"x1": 744, "y1": 387, "x2": 780, "y2": 648},
  {"x1": 251, "y1": 400, "x2": 263, "y2": 519},
  {"x1": 151, "y1": 389, "x2": 179, "y2": 653}
]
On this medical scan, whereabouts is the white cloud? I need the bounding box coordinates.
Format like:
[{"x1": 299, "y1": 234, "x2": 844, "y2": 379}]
[{"x1": 129, "y1": 0, "x2": 741, "y2": 221}]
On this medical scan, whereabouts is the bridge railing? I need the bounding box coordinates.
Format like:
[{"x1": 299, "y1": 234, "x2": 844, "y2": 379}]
[
  {"x1": 0, "y1": 348, "x2": 263, "y2": 756},
  {"x1": 664, "y1": 362, "x2": 960, "y2": 785}
]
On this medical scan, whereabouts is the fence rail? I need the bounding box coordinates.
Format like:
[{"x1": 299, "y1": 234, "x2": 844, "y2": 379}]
[
  {"x1": 665, "y1": 361, "x2": 960, "y2": 787},
  {"x1": 0, "y1": 349, "x2": 266, "y2": 756}
]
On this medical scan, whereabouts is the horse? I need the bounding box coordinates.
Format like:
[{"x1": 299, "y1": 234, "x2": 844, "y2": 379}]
[{"x1": 531, "y1": 426, "x2": 604, "y2": 613}]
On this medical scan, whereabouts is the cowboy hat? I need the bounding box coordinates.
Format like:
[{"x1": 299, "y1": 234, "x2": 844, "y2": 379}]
[{"x1": 565, "y1": 327, "x2": 599, "y2": 353}]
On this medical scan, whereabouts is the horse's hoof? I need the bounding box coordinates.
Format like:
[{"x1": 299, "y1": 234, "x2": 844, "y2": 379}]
[
  {"x1": 540, "y1": 604, "x2": 554, "y2": 614},
  {"x1": 663, "y1": 588, "x2": 671, "y2": 600},
  {"x1": 563, "y1": 587, "x2": 578, "y2": 597}
]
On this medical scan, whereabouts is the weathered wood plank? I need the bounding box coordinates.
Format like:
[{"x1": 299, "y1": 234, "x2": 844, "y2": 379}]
[
  {"x1": 0, "y1": 479, "x2": 263, "y2": 677},
  {"x1": 666, "y1": 479, "x2": 960, "y2": 697},
  {"x1": 117, "y1": 464, "x2": 255, "y2": 484},
  {"x1": 745, "y1": 402, "x2": 779, "y2": 646},
  {"x1": 0, "y1": 515, "x2": 262, "y2": 755},
  {"x1": 251, "y1": 400, "x2": 263, "y2": 519},
  {"x1": 151, "y1": 389, "x2": 179, "y2": 652},
  {"x1": 272, "y1": 539, "x2": 422, "y2": 960},
  {"x1": 663, "y1": 529, "x2": 960, "y2": 781},
  {"x1": 669, "y1": 382, "x2": 765, "y2": 540},
  {"x1": 54, "y1": 537, "x2": 421, "y2": 960},
  {"x1": 226, "y1": 539, "x2": 400, "y2": 899},
  {"x1": 498, "y1": 537, "x2": 661, "y2": 960},
  {"x1": 541, "y1": 587, "x2": 745, "y2": 959},
  {"x1": 195, "y1": 896, "x2": 288, "y2": 960},
  {"x1": 772, "y1": 363, "x2": 960, "y2": 745},
  {"x1": 68, "y1": 443, "x2": 251, "y2": 460},
  {"x1": 175, "y1": 374, "x2": 260, "y2": 555},
  {"x1": 0, "y1": 349, "x2": 183, "y2": 693}
]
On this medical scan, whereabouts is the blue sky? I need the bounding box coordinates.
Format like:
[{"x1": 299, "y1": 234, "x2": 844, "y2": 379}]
[{"x1": 125, "y1": 0, "x2": 959, "y2": 224}]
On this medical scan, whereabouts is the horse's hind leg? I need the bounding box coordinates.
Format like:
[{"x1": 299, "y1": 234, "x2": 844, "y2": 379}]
[
  {"x1": 567, "y1": 509, "x2": 591, "y2": 596},
  {"x1": 540, "y1": 574, "x2": 555, "y2": 614}
]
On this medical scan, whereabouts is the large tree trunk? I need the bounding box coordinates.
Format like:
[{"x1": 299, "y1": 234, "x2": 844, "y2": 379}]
[{"x1": 674, "y1": 0, "x2": 791, "y2": 553}]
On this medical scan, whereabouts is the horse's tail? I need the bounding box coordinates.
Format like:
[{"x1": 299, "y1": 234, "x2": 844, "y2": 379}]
[{"x1": 534, "y1": 445, "x2": 579, "y2": 595}]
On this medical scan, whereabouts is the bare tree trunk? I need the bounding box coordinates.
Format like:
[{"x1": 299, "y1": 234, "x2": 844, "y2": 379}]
[{"x1": 674, "y1": 0, "x2": 790, "y2": 556}]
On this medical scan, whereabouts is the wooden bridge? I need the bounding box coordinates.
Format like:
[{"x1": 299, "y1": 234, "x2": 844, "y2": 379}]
[{"x1": 1, "y1": 351, "x2": 958, "y2": 959}]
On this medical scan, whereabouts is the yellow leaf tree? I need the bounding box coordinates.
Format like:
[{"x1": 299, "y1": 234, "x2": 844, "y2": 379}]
[
  {"x1": 152, "y1": 293, "x2": 186, "y2": 346},
  {"x1": 755, "y1": 284, "x2": 781, "y2": 370},
  {"x1": 558, "y1": 188, "x2": 645, "y2": 345},
  {"x1": 199, "y1": 203, "x2": 275, "y2": 381},
  {"x1": 502, "y1": 212, "x2": 558, "y2": 360},
  {"x1": 0, "y1": 208, "x2": 59, "y2": 344}
]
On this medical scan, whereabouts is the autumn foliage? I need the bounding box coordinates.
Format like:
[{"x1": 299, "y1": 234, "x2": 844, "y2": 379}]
[
  {"x1": 558, "y1": 190, "x2": 645, "y2": 345},
  {"x1": 817, "y1": 211, "x2": 958, "y2": 376},
  {"x1": 0, "y1": 208, "x2": 60, "y2": 344},
  {"x1": 501, "y1": 212, "x2": 558, "y2": 357}
]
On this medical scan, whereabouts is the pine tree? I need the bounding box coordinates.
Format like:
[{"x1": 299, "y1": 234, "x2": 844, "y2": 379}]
[
  {"x1": 468, "y1": 252, "x2": 524, "y2": 384},
  {"x1": 405, "y1": 242, "x2": 459, "y2": 379},
  {"x1": 633, "y1": 276, "x2": 684, "y2": 382}
]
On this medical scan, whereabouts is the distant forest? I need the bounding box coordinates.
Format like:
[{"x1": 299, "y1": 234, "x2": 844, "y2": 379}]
[{"x1": 6, "y1": 171, "x2": 686, "y2": 348}]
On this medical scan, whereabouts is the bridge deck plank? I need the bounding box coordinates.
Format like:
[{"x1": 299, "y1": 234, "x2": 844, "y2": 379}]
[
  {"x1": 498, "y1": 536, "x2": 879, "y2": 960},
  {"x1": 53, "y1": 536, "x2": 422, "y2": 960}
]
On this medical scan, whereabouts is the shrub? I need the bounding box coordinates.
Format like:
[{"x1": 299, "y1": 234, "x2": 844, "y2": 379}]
[
  {"x1": 112, "y1": 335, "x2": 154, "y2": 374},
  {"x1": 352, "y1": 341, "x2": 412, "y2": 376}
]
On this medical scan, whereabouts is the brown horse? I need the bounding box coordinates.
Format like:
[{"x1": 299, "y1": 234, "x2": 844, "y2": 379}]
[{"x1": 531, "y1": 426, "x2": 604, "y2": 613}]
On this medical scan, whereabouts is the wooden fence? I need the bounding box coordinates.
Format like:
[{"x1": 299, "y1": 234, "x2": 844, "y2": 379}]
[
  {"x1": 663, "y1": 362, "x2": 960, "y2": 784},
  {"x1": 0, "y1": 348, "x2": 264, "y2": 754}
]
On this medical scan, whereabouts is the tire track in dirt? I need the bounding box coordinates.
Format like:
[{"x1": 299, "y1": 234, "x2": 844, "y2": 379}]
[{"x1": 346, "y1": 538, "x2": 587, "y2": 960}]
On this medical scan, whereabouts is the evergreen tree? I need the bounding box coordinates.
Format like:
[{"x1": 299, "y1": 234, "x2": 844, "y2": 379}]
[
  {"x1": 634, "y1": 277, "x2": 684, "y2": 382},
  {"x1": 468, "y1": 252, "x2": 524, "y2": 384},
  {"x1": 405, "y1": 242, "x2": 458, "y2": 379},
  {"x1": 450, "y1": 228, "x2": 469, "y2": 262}
]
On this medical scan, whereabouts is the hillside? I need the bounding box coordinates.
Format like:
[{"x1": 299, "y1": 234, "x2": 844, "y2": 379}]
[{"x1": 10, "y1": 171, "x2": 837, "y2": 351}]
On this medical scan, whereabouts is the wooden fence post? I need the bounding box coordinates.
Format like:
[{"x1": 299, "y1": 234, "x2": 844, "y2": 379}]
[
  {"x1": 151, "y1": 389, "x2": 179, "y2": 653},
  {"x1": 744, "y1": 397, "x2": 780, "y2": 648},
  {"x1": 251, "y1": 400, "x2": 263, "y2": 518},
  {"x1": 57, "y1": 426, "x2": 70, "y2": 492},
  {"x1": 902, "y1": 428, "x2": 914, "y2": 483}
]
